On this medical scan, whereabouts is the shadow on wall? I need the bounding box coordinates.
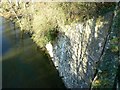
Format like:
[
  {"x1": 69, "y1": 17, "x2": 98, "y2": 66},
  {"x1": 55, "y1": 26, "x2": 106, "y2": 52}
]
[{"x1": 50, "y1": 12, "x2": 114, "y2": 88}]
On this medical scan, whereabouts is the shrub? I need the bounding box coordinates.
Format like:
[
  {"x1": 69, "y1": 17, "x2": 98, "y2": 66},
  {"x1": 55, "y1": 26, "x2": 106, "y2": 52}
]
[
  {"x1": 1, "y1": 2, "x2": 117, "y2": 48},
  {"x1": 45, "y1": 26, "x2": 59, "y2": 42}
]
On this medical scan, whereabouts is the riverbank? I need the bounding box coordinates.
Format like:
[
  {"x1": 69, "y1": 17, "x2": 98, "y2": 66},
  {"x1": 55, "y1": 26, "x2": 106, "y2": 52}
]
[{"x1": 1, "y1": 2, "x2": 120, "y2": 89}]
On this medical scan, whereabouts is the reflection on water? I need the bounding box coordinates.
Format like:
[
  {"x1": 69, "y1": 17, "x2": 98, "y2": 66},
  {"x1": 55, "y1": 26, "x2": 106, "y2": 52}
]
[{"x1": 1, "y1": 17, "x2": 65, "y2": 88}]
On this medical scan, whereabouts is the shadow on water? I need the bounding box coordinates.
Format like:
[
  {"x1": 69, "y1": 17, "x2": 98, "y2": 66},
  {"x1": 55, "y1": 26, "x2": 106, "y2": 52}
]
[{"x1": 1, "y1": 17, "x2": 66, "y2": 88}]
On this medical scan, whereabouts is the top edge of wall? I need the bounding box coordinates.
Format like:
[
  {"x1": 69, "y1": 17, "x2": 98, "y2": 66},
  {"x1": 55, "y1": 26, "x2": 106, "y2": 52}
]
[{"x1": 0, "y1": 0, "x2": 120, "y2": 2}]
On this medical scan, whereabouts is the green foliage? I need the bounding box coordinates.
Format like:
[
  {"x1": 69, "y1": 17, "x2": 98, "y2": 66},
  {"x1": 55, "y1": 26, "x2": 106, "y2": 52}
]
[
  {"x1": 59, "y1": 2, "x2": 97, "y2": 24},
  {"x1": 96, "y1": 2, "x2": 116, "y2": 16},
  {"x1": 45, "y1": 26, "x2": 59, "y2": 42},
  {"x1": 1, "y1": 2, "x2": 120, "y2": 88},
  {"x1": 110, "y1": 38, "x2": 119, "y2": 53},
  {"x1": 110, "y1": 45, "x2": 119, "y2": 53},
  {"x1": 0, "y1": 2, "x2": 117, "y2": 48},
  {"x1": 92, "y1": 8, "x2": 120, "y2": 89},
  {"x1": 92, "y1": 51, "x2": 118, "y2": 88},
  {"x1": 92, "y1": 79, "x2": 113, "y2": 89}
]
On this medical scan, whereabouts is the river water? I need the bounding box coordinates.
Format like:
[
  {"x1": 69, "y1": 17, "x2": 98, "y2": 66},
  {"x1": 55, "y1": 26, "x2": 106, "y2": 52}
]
[{"x1": 1, "y1": 17, "x2": 65, "y2": 88}]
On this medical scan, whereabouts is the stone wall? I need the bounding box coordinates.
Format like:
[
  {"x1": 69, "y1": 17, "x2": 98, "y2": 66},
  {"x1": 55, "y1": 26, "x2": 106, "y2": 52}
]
[{"x1": 46, "y1": 12, "x2": 114, "y2": 88}]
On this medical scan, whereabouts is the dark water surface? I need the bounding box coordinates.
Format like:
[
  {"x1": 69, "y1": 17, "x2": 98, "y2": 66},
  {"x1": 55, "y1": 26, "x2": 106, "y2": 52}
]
[{"x1": 1, "y1": 17, "x2": 65, "y2": 88}]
